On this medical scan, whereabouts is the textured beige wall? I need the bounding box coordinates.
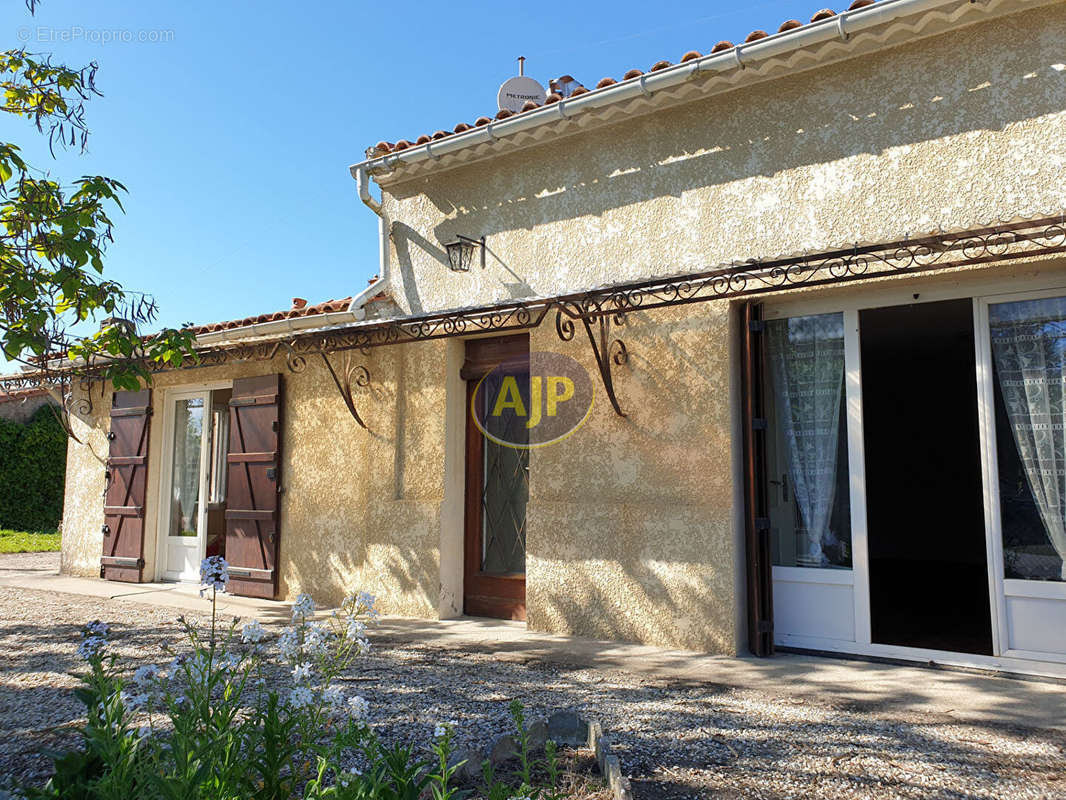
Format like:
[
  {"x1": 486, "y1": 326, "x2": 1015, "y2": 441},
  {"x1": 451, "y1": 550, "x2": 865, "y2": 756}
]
[
  {"x1": 379, "y1": 7, "x2": 1065, "y2": 315},
  {"x1": 526, "y1": 302, "x2": 739, "y2": 652},
  {"x1": 61, "y1": 388, "x2": 112, "y2": 577},
  {"x1": 59, "y1": 5, "x2": 1066, "y2": 655},
  {"x1": 60, "y1": 341, "x2": 449, "y2": 618}
]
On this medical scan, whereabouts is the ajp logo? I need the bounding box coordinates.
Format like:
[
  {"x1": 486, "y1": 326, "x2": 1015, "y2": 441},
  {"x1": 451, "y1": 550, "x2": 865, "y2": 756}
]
[{"x1": 471, "y1": 351, "x2": 594, "y2": 449}]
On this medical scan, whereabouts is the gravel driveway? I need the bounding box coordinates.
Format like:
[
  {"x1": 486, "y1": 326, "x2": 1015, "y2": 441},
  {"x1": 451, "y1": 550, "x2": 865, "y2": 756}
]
[{"x1": 2, "y1": 573, "x2": 1065, "y2": 798}]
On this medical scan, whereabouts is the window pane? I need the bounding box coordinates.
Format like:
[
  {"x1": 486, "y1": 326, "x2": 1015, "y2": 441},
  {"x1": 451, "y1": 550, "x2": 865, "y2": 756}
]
[
  {"x1": 169, "y1": 398, "x2": 204, "y2": 538},
  {"x1": 480, "y1": 370, "x2": 528, "y2": 575},
  {"x1": 765, "y1": 313, "x2": 851, "y2": 569},
  {"x1": 989, "y1": 295, "x2": 1066, "y2": 582}
]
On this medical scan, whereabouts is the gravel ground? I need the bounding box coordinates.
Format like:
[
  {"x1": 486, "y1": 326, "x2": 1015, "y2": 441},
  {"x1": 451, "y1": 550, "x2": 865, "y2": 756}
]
[{"x1": 2, "y1": 574, "x2": 1065, "y2": 799}]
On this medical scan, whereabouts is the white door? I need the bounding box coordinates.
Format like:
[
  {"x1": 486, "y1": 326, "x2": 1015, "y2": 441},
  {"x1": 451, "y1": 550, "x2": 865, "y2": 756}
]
[
  {"x1": 764, "y1": 311, "x2": 858, "y2": 644},
  {"x1": 162, "y1": 391, "x2": 211, "y2": 582},
  {"x1": 978, "y1": 291, "x2": 1066, "y2": 662}
]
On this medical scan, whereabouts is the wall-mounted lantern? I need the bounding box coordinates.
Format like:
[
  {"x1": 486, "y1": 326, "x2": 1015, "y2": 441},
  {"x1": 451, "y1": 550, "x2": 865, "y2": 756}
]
[{"x1": 444, "y1": 235, "x2": 485, "y2": 271}]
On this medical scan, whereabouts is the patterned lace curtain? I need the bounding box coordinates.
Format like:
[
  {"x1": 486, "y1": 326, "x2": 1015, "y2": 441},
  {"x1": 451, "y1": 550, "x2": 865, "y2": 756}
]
[
  {"x1": 990, "y1": 297, "x2": 1066, "y2": 580},
  {"x1": 767, "y1": 313, "x2": 846, "y2": 567}
]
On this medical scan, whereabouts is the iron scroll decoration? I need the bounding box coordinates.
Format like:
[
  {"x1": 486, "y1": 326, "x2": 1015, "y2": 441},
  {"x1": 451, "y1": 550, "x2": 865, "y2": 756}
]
[
  {"x1": 556, "y1": 304, "x2": 629, "y2": 416},
  {"x1": 4, "y1": 215, "x2": 1066, "y2": 425}
]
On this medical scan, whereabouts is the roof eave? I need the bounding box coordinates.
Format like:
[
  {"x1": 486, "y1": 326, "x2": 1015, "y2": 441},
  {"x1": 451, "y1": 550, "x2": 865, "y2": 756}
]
[{"x1": 349, "y1": 0, "x2": 1041, "y2": 183}]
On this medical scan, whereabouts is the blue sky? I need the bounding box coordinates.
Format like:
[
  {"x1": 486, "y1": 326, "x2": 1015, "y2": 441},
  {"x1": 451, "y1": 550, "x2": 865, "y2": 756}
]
[{"x1": 1, "y1": 0, "x2": 822, "y2": 369}]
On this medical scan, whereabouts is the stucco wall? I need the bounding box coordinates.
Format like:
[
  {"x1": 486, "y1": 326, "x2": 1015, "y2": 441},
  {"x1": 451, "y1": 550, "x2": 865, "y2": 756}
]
[
  {"x1": 526, "y1": 302, "x2": 740, "y2": 652},
  {"x1": 61, "y1": 388, "x2": 111, "y2": 577},
  {"x1": 58, "y1": 4, "x2": 1066, "y2": 655},
  {"x1": 378, "y1": 6, "x2": 1066, "y2": 315},
  {"x1": 60, "y1": 340, "x2": 449, "y2": 618}
]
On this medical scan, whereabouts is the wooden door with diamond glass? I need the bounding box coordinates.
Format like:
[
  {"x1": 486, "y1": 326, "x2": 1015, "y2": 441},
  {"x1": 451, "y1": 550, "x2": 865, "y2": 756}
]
[{"x1": 464, "y1": 335, "x2": 529, "y2": 620}]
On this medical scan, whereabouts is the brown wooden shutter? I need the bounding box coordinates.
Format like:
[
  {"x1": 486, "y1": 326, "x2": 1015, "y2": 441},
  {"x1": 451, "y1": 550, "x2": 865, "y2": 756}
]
[
  {"x1": 225, "y1": 374, "x2": 282, "y2": 599},
  {"x1": 101, "y1": 389, "x2": 152, "y2": 582},
  {"x1": 741, "y1": 302, "x2": 774, "y2": 656}
]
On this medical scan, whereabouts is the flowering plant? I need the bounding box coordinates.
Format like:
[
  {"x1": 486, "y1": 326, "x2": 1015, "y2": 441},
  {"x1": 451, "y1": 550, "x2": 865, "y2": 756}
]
[{"x1": 24, "y1": 560, "x2": 584, "y2": 799}]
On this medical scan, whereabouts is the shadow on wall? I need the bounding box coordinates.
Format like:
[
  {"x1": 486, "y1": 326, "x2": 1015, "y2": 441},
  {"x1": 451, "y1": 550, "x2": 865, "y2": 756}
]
[
  {"x1": 529, "y1": 557, "x2": 735, "y2": 654},
  {"x1": 390, "y1": 222, "x2": 533, "y2": 314},
  {"x1": 383, "y1": 16, "x2": 1064, "y2": 278},
  {"x1": 279, "y1": 513, "x2": 440, "y2": 616}
]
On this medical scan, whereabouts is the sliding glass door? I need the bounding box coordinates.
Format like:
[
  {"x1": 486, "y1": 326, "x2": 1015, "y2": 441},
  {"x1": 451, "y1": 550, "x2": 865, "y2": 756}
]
[
  {"x1": 765, "y1": 312, "x2": 856, "y2": 643},
  {"x1": 764, "y1": 282, "x2": 1066, "y2": 671},
  {"x1": 981, "y1": 292, "x2": 1066, "y2": 660}
]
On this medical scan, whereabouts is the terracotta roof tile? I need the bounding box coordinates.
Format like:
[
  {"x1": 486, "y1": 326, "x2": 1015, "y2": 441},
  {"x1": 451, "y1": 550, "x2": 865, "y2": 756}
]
[
  {"x1": 187, "y1": 296, "x2": 356, "y2": 336},
  {"x1": 365, "y1": 2, "x2": 884, "y2": 160}
]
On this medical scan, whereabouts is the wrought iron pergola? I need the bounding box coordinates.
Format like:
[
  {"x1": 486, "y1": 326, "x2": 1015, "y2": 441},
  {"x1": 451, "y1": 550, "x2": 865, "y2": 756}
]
[{"x1": 3, "y1": 214, "x2": 1064, "y2": 426}]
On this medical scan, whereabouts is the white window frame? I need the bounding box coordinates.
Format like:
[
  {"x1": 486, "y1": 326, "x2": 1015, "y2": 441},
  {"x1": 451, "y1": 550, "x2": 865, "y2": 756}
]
[
  {"x1": 155, "y1": 380, "x2": 231, "y2": 582},
  {"x1": 976, "y1": 287, "x2": 1066, "y2": 663},
  {"x1": 762, "y1": 267, "x2": 1066, "y2": 677}
]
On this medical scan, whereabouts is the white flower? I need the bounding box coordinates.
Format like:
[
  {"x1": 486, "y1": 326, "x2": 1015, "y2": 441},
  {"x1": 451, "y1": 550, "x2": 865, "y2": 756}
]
[
  {"x1": 168, "y1": 656, "x2": 183, "y2": 675},
  {"x1": 434, "y1": 720, "x2": 458, "y2": 739},
  {"x1": 219, "y1": 652, "x2": 241, "y2": 672},
  {"x1": 132, "y1": 664, "x2": 160, "y2": 685},
  {"x1": 301, "y1": 623, "x2": 330, "y2": 657},
  {"x1": 199, "y1": 556, "x2": 230, "y2": 596},
  {"x1": 77, "y1": 635, "x2": 106, "y2": 661},
  {"x1": 277, "y1": 627, "x2": 300, "y2": 661},
  {"x1": 292, "y1": 662, "x2": 313, "y2": 684},
  {"x1": 121, "y1": 691, "x2": 150, "y2": 710},
  {"x1": 85, "y1": 620, "x2": 110, "y2": 637},
  {"x1": 338, "y1": 767, "x2": 363, "y2": 788},
  {"x1": 341, "y1": 590, "x2": 377, "y2": 617},
  {"x1": 347, "y1": 695, "x2": 369, "y2": 720},
  {"x1": 287, "y1": 686, "x2": 314, "y2": 708},
  {"x1": 345, "y1": 619, "x2": 367, "y2": 640},
  {"x1": 241, "y1": 620, "x2": 266, "y2": 644},
  {"x1": 322, "y1": 685, "x2": 345, "y2": 709},
  {"x1": 291, "y1": 592, "x2": 315, "y2": 620}
]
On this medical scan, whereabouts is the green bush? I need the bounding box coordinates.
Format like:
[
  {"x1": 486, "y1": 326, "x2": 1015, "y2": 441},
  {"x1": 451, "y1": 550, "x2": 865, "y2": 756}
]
[{"x1": 0, "y1": 404, "x2": 68, "y2": 532}]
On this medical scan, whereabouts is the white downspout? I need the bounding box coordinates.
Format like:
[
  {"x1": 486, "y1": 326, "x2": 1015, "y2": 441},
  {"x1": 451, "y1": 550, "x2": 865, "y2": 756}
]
[{"x1": 347, "y1": 165, "x2": 390, "y2": 320}]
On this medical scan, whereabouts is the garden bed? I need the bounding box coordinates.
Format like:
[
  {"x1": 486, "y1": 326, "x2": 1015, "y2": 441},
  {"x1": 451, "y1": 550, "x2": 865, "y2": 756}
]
[{"x1": 1, "y1": 578, "x2": 1064, "y2": 798}]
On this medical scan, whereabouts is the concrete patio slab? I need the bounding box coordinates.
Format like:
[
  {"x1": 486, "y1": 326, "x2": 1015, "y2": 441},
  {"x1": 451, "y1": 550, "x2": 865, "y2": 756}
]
[{"x1": 3, "y1": 552, "x2": 1063, "y2": 733}]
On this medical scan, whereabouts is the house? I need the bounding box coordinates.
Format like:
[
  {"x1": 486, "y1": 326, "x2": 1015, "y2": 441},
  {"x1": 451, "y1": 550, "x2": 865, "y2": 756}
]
[{"x1": 21, "y1": 0, "x2": 1066, "y2": 676}]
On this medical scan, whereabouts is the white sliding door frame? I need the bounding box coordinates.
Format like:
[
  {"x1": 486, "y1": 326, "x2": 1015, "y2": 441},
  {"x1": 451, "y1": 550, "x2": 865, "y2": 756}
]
[
  {"x1": 762, "y1": 269, "x2": 1066, "y2": 678},
  {"x1": 976, "y1": 287, "x2": 1066, "y2": 664}
]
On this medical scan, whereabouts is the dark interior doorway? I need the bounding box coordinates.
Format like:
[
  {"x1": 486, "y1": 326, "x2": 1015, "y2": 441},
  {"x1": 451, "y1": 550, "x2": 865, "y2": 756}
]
[{"x1": 860, "y1": 299, "x2": 993, "y2": 655}]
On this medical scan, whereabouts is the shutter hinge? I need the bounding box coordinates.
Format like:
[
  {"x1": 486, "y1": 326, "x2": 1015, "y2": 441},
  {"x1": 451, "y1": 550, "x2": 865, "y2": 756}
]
[
  {"x1": 100, "y1": 564, "x2": 106, "y2": 579},
  {"x1": 752, "y1": 417, "x2": 767, "y2": 431},
  {"x1": 748, "y1": 319, "x2": 765, "y2": 333}
]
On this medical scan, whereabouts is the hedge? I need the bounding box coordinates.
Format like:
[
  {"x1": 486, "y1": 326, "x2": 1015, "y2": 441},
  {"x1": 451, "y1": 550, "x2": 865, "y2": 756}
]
[{"x1": 0, "y1": 404, "x2": 68, "y2": 531}]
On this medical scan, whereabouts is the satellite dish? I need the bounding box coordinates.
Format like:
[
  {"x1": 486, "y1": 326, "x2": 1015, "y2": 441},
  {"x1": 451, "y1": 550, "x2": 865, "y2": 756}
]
[
  {"x1": 497, "y1": 60, "x2": 546, "y2": 114},
  {"x1": 497, "y1": 76, "x2": 546, "y2": 113}
]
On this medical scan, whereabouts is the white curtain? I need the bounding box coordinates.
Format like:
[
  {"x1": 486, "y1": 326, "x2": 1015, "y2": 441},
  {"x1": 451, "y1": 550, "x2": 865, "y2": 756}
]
[
  {"x1": 767, "y1": 313, "x2": 846, "y2": 567},
  {"x1": 990, "y1": 297, "x2": 1066, "y2": 580}
]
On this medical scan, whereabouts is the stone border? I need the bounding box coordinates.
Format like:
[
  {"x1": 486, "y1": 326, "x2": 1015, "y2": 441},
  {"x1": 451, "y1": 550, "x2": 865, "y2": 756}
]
[{"x1": 462, "y1": 711, "x2": 632, "y2": 800}]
